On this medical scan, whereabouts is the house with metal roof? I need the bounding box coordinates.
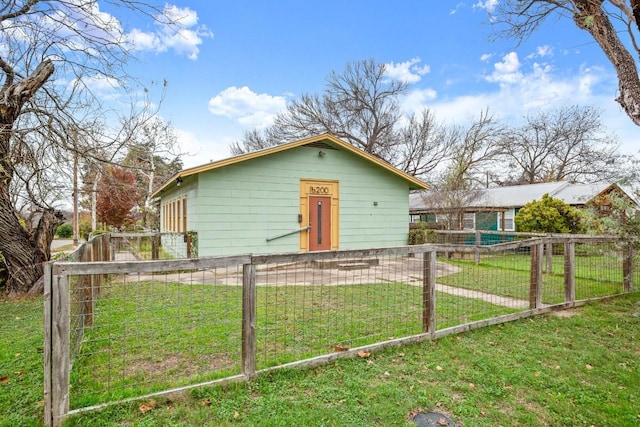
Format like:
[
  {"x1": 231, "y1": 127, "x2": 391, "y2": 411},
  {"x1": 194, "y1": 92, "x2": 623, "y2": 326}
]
[
  {"x1": 410, "y1": 181, "x2": 636, "y2": 232},
  {"x1": 152, "y1": 133, "x2": 429, "y2": 257}
]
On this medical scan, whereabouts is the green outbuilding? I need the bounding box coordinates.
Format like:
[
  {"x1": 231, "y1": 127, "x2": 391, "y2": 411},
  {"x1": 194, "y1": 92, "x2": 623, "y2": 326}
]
[{"x1": 152, "y1": 133, "x2": 429, "y2": 257}]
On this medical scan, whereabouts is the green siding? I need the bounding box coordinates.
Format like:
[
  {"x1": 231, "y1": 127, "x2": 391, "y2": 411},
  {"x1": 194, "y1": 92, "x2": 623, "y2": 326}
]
[
  {"x1": 476, "y1": 212, "x2": 498, "y2": 231},
  {"x1": 162, "y1": 145, "x2": 412, "y2": 256}
]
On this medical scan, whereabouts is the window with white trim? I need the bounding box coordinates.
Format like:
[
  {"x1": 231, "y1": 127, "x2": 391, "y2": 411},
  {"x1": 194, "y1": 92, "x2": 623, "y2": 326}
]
[
  {"x1": 498, "y1": 209, "x2": 515, "y2": 231},
  {"x1": 463, "y1": 213, "x2": 475, "y2": 230}
]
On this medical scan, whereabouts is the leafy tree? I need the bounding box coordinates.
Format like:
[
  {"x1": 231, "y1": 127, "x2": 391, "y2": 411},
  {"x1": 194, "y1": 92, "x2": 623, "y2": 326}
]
[
  {"x1": 581, "y1": 189, "x2": 640, "y2": 240},
  {"x1": 515, "y1": 194, "x2": 584, "y2": 233},
  {"x1": 489, "y1": 1, "x2": 640, "y2": 127},
  {"x1": 96, "y1": 166, "x2": 140, "y2": 229}
]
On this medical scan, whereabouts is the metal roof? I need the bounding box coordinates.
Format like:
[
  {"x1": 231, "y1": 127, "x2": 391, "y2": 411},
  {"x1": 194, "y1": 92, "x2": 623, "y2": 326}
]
[{"x1": 411, "y1": 181, "x2": 635, "y2": 211}]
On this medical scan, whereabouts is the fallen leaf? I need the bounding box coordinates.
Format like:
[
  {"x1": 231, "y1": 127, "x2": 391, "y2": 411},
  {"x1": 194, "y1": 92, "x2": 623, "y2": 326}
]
[
  {"x1": 436, "y1": 366, "x2": 444, "y2": 371},
  {"x1": 555, "y1": 365, "x2": 561, "y2": 370},
  {"x1": 139, "y1": 404, "x2": 153, "y2": 414},
  {"x1": 438, "y1": 418, "x2": 448, "y2": 426},
  {"x1": 535, "y1": 371, "x2": 541, "y2": 377},
  {"x1": 585, "y1": 364, "x2": 593, "y2": 370},
  {"x1": 383, "y1": 371, "x2": 390, "y2": 376},
  {"x1": 234, "y1": 411, "x2": 239, "y2": 418},
  {"x1": 334, "y1": 345, "x2": 349, "y2": 352},
  {"x1": 14, "y1": 353, "x2": 20, "y2": 358},
  {"x1": 202, "y1": 398, "x2": 211, "y2": 406},
  {"x1": 139, "y1": 400, "x2": 157, "y2": 414},
  {"x1": 0, "y1": 376, "x2": 9, "y2": 384},
  {"x1": 469, "y1": 383, "x2": 475, "y2": 388},
  {"x1": 357, "y1": 350, "x2": 371, "y2": 358}
]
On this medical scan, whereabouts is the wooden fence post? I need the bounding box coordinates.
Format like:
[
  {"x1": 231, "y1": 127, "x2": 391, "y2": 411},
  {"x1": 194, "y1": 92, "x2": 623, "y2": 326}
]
[
  {"x1": 563, "y1": 242, "x2": 576, "y2": 303},
  {"x1": 545, "y1": 242, "x2": 553, "y2": 274},
  {"x1": 242, "y1": 262, "x2": 257, "y2": 379},
  {"x1": 185, "y1": 233, "x2": 192, "y2": 259},
  {"x1": 44, "y1": 262, "x2": 53, "y2": 427},
  {"x1": 474, "y1": 231, "x2": 480, "y2": 265},
  {"x1": 51, "y1": 273, "x2": 70, "y2": 427},
  {"x1": 529, "y1": 242, "x2": 543, "y2": 309},
  {"x1": 422, "y1": 250, "x2": 436, "y2": 336},
  {"x1": 623, "y1": 243, "x2": 635, "y2": 292},
  {"x1": 83, "y1": 245, "x2": 94, "y2": 327},
  {"x1": 151, "y1": 233, "x2": 160, "y2": 260}
]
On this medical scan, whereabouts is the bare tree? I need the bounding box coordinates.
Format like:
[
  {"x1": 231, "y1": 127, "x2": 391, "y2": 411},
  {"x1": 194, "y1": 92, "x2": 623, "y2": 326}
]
[
  {"x1": 123, "y1": 116, "x2": 183, "y2": 229},
  {"x1": 0, "y1": 0, "x2": 171, "y2": 295},
  {"x1": 490, "y1": 1, "x2": 640, "y2": 127},
  {"x1": 232, "y1": 58, "x2": 406, "y2": 155},
  {"x1": 418, "y1": 110, "x2": 506, "y2": 229},
  {"x1": 231, "y1": 58, "x2": 455, "y2": 179},
  {"x1": 390, "y1": 109, "x2": 456, "y2": 177},
  {"x1": 500, "y1": 106, "x2": 628, "y2": 184}
]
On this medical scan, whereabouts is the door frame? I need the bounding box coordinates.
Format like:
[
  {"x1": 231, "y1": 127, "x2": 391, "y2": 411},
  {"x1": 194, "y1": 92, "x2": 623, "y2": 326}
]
[{"x1": 299, "y1": 179, "x2": 339, "y2": 251}]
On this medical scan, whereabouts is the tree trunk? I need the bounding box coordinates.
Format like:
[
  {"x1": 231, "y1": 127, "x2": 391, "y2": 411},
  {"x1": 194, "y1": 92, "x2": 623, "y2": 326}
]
[
  {"x1": 0, "y1": 59, "x2": 56, "y2": 295},
  {"x1": 0, "y1": 186, "x2": 63, "y2": 295},
  {"x1": 574, "y1": 0, "x2": 640, "y2": 126}
]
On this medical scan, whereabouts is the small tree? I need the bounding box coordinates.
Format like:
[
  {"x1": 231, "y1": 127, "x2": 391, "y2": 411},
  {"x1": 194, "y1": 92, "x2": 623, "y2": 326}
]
[
  {"x1": 515, "y1": 194, "x2": 583, "y2": 233},
  {"x1": 96, "y1": 166, "x2": 140, "y2": 229}
]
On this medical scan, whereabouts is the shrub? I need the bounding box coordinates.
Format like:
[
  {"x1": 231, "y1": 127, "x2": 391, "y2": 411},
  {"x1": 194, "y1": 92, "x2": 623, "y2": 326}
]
[
  {"x1": 55, "y1": 223, "x2": 74, "y2": 238},
  {"x1": 515, "y1": 194, "x2": 583, "y2": 233}
]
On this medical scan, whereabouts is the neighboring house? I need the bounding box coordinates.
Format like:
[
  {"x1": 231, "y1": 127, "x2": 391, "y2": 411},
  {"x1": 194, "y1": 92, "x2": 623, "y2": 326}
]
[
  {"x1": 410, "y1": 181, "x2": 637, "y2": 232},
  {"x1": 152, "y1": 133, "x2": 429, "y2": 257}
]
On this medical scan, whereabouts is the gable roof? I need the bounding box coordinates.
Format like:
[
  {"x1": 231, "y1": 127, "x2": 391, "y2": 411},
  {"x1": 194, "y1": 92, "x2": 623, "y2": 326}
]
[
  {"x1": 153, "y1": 133, "x2": 430, "y2": 197},
  {"x1": 410, "y1": 181, "x2": 636, "y2": 211}
]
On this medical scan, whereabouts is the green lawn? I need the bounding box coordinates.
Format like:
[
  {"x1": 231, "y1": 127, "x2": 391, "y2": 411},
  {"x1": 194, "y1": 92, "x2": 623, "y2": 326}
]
[
  {"x1": 65, "y1": 292, "x2": 640, "y2": 426},
  {"x1": 439, "y1": 253, "x2": 625, "y2": 304},
  {"x1": 2, "y1": 257, "x2": 637, "y2": 426},
  {"x1": 69, "y1": 280, "x2": 518, "y2": 409}
]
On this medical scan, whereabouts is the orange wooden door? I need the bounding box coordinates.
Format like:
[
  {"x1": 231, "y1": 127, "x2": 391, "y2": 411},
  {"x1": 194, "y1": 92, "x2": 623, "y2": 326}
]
[{"x1": 309, "y1": 196, "x2": 331, "y2": 251}]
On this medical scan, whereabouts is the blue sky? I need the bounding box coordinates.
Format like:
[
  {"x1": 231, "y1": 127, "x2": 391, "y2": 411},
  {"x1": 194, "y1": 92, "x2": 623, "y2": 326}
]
[{"x1": 100, "y1": 1, "x2": 637, "y2": 168}]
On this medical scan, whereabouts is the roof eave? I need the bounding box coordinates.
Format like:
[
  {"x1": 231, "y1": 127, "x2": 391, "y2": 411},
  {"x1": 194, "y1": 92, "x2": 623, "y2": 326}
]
[{"x1": 151, "y1": 133, "x2": 429, "y2": 198}]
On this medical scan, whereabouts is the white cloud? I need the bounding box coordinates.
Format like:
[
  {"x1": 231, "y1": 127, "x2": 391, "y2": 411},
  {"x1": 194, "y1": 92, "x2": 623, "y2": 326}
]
[
  {"x1": 450, "y1": 3, "x2": 464, "y2": 15},
  {"x1": 536, "y1": 45, "x2": 554, "y2": 57},
  {"x1": 527, "y1": 45, "x2": 554, "y2": 59},
  {"x1": 480, "y1": 53, "x2": 493, "y2": 62},
  {"x1": 208, "y1": 86, "x2": 288, "y2": 129},
  {"x1": 485, "y1": 52, "x2": 523, "y2": 84},
  {"x1": 126, "y1": 4, "x2": 213, "y2": 60},
  {"x1": 401, "y1": 88, "x2": 438, "y2": 113},
  {"x1": 401, "y1": 52, "x2": 618, "y2": 141},
  {"x1": 473, "y1": 0, "x2": 498, "y2": 13},
  {"x1": 384, "y1": 57, "x2": 430, "y2": 84}
]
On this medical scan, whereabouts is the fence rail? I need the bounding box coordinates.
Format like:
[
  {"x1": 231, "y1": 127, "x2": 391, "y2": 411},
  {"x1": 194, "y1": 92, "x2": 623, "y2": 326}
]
[{"x1": 44, "y1": 233, "x2": 637, "y2": 426}]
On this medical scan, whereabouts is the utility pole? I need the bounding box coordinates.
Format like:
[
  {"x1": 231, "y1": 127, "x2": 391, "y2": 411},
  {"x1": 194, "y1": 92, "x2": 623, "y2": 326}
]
[{"x1": 73, "y1": 149, "x2": 78, "y2": 246}]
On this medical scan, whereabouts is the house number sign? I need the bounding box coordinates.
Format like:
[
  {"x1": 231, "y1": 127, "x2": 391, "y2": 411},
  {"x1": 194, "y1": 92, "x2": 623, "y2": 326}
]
[{"x1": 310, "y1": 186, "x2": 330, "y2": 194}]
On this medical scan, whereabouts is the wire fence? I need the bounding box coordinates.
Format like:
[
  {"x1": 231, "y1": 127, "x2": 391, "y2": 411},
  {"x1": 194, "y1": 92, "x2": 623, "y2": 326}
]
[{"x1": 44, "y1": 233, "x2": 637, "y2": 426}]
